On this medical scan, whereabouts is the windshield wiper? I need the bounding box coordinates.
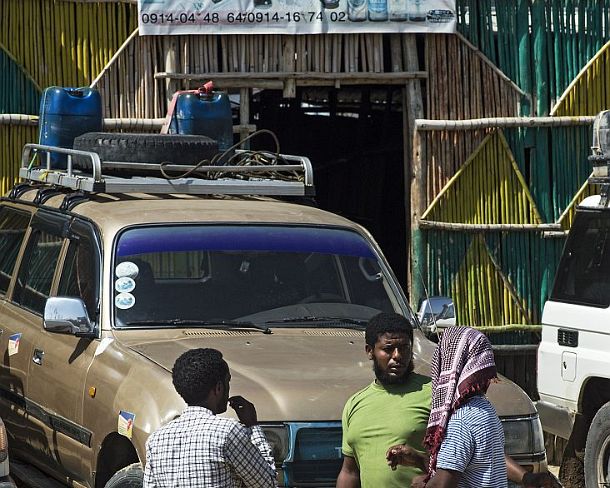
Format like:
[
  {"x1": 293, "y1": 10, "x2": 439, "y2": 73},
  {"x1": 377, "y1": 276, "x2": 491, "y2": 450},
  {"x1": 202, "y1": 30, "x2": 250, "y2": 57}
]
[
  {"x1": 124, "y1": 319, "x2": 272, "y2": 334},
  {"x1": 264, "y1": 316, "x2": 366, "y2": 328}
]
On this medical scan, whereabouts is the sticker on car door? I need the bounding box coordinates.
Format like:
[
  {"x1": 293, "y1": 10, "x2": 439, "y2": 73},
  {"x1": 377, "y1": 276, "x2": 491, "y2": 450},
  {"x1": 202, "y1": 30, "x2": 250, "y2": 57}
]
[
  {"x1": 8, "y1": 333, "x2": 21, "y2": 356},
  {"x1": 118, "y1": 410, "x2": 136, "y2": 439}
]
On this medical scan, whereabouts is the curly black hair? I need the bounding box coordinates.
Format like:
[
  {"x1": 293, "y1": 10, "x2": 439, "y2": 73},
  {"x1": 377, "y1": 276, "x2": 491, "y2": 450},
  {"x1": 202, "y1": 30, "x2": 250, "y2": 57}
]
[
  {"x1": 172, "y1": 348, "x2": 229, "y2": 405},
  {"x1": 365, "y1": 312, "x2": 414, "y2": 347}
]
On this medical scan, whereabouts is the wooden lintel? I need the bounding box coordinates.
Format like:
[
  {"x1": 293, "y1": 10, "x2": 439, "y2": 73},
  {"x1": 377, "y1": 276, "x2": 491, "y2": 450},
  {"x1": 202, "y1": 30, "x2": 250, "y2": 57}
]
[{"x1": 155, "y1": 71, "x2": 428, "y2": 86}]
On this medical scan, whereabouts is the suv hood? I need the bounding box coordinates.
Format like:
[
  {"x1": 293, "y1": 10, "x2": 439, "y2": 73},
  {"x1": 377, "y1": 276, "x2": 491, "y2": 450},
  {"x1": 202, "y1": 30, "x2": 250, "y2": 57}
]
[
  {"x1": 115, "y1": 328, "x2": 535, "y2": 420},
  {"x1": 119, "y1": 329, "x2": 373, "y2": 421}
]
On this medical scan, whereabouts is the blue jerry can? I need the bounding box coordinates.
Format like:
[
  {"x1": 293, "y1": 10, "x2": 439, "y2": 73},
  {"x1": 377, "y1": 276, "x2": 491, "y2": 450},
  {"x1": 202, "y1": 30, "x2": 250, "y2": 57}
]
[
  {"x1": 38, "y1": 87, "x2": 103, "y2": 169},
  {"x1": 170, "y1": 91, "x2": 233, "y2": 154}
]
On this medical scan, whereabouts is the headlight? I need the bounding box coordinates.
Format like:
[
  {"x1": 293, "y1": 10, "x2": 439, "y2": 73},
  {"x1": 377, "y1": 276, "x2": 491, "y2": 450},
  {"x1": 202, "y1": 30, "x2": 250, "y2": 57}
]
[
  {"x1": 502, "y1": 414, "x2": 545, "y2": 457},
  {"x1": 261, "y1": 425, "x2": 289, "y2": 462}
]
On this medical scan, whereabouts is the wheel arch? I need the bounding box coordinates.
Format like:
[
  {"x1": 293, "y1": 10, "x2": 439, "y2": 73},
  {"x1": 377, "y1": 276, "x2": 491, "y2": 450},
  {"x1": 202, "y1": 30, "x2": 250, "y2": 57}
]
[
  {"x1": 568, "y1": 376, "x2": 610, "y2": 451},
  {"x1": 95, "y1": 433, "x2": 141, "y2": 488},
  {"x1": 579, "y1": 376, "x2": 610, "y2": 419}
]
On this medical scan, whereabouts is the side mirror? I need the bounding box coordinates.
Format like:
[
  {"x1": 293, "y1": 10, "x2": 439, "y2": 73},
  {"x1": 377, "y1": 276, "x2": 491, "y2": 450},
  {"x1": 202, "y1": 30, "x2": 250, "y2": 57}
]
[
  {"x1": 417, "y1": 296, "x2": 454, "y2": 333},
  {"x1": 44, "y1": 297, "x2": 96, "y2": 338},
  {"x1": 438, "y1": 304, "x2": 450, "y2": 320}
]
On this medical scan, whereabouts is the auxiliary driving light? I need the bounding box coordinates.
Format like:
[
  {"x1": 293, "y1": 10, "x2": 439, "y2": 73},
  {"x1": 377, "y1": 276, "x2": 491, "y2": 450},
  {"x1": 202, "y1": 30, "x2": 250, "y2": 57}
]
[{"x1": 590, "y1": 110, "x2": 610, "y2": 181}]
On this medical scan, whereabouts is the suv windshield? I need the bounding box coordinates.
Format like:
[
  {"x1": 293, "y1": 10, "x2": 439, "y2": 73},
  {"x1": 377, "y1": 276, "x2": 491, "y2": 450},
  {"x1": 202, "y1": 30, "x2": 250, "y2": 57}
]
[{"x1": 113, "y1": 225, "x2": 403, "y2": 328}]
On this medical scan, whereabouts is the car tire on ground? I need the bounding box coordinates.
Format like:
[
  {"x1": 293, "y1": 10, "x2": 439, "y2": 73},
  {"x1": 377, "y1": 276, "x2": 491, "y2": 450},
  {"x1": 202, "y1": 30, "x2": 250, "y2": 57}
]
[
  {"x1": 104, "y1": 463, "x2": 144, "y2": 488},
  {"x1": 72, "y1": 132, "x2": 219, "y2": 173},
  {"x1": 584, "y1": 401, "x2": 610, "y2": 487}
]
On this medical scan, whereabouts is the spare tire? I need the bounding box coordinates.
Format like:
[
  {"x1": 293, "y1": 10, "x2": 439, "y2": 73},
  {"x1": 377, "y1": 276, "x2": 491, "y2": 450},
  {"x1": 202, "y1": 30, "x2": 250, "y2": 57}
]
[{"x1": 72, "y1": 132, "x2": 219, "y2": 176}]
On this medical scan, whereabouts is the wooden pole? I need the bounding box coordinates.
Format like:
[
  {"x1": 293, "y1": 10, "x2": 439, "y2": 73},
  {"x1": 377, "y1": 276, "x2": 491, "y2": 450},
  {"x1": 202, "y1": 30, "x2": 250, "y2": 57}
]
[
  {"x1": 405, "y1": 34, "x2": 425, "y2": 309},
  {"x1": 419, "y1": 221, "x2": 561, "y2": 232},
  {"x1": 164, "y1": 36, "x2": 180, "y2": 104},
  {"x1": 282, "y1": 36, "x2": 296, "y2": 98},
  {"x1": 415, "y1": 116, "x2": 594, "y2": 130},
  {"x1": 240, "y1": 88, "x2": 251, "y2": 148}
]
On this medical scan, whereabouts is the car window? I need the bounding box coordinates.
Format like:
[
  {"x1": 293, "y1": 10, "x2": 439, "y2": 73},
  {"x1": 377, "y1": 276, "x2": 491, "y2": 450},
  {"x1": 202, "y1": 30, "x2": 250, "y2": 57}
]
[
  {"x1": 58, "y1": 221, "x2": 99, "y2": 320},
  {"x1": 552, "y1": 210, "x2": 610, "y2": 307},
  {"x1": 13, "y1": 229, "x2": 64, "y2": 315},
  {"x1": 0, "y1": 207, "x2": 31, "y2": 295},
  {"x1": 113, "y1": 225, "x2": 403, "y2": 328}
]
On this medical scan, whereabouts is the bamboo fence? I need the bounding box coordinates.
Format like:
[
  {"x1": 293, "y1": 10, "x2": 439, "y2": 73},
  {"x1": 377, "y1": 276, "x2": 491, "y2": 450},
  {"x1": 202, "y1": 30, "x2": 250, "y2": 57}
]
[
  {"x1": 2, "y1": 0, "x2": 610, "y2": 334},
  {"x1": 409, "y1": 0, "x2": 610, "y2": 330},
  {"x1": 457, "y1": 0, "x2": 610, "y2": 115},
  {"x1": 412, "y1": 116, "x2": 595, "y2": 329}
]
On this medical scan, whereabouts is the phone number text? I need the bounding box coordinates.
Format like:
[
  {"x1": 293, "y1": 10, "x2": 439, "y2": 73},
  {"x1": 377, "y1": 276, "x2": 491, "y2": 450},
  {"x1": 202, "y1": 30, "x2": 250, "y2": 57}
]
[{"x1": 140, "y1": 10, "x2": 348, "y2": 24}]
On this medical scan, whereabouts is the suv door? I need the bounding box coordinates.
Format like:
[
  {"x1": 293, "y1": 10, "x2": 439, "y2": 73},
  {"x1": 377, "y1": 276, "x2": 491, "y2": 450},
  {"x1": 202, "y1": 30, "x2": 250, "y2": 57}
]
[
  {"x1": 24, "y1": 218, "x2": 101, "y2": 484},
  {"x1": 4, "y1": 210, "x2": 68, "y2": 473},
  {"x1": 0, "y1": 205, "x2": 32, "y2": 446}
]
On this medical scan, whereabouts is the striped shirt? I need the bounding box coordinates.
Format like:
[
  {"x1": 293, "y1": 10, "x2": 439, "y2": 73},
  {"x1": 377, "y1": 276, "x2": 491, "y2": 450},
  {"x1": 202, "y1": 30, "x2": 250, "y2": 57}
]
[
  {"x1": 436, "y1": 395, "x2": 507, "y2": 488},
  {"x1": 144, "y1": 406, "x2": 276, "y2": 488}
]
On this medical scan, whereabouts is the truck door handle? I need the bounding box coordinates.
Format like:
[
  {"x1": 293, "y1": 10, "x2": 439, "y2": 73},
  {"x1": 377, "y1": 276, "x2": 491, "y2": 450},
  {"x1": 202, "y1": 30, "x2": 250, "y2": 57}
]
[{"x1": 32, "y1": 349, "x2": 44, "y2": 365}]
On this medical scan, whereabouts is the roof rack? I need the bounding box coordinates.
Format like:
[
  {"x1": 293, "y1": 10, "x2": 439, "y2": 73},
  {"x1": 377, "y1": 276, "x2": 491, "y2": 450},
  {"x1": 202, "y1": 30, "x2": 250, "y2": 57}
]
[{"x1": 19, "y1": 144, "x2": 315, "y2": 197}]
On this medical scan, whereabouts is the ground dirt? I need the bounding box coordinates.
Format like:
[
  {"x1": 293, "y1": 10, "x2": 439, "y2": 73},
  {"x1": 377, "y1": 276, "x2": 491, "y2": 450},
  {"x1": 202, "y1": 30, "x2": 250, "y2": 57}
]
[{"x1": 558, "y1": 457, "x2": 585, "y2": 488}]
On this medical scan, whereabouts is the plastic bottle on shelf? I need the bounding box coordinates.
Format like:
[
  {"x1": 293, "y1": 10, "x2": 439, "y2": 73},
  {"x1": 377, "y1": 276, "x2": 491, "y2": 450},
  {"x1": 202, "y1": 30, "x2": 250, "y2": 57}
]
[
  {"x1": 408, "y1": 0, "x2": 426, "y2": 21},
  {"x1": 367, "y1": 0, "x2": 388, "y2": 20},
  {"x1": 389, "y1": 0, "x2": 407, "y2": 21},
  {"x1": 348, "y1": 0, "x2": 367, "y2": 21},
  {"x1": 321, "y1": 0, "x2": 340, "y2": 8}
]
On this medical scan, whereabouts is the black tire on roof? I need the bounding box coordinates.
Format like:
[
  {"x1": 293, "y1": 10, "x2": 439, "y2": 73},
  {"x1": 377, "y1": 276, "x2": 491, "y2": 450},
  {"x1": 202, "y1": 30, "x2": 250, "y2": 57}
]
[
  {"x1": 73, "y1": 132, "x2": 219, "y2": 166},
  {"x1": 104, "y1": 463, "x2": 144, "y2": 488}
]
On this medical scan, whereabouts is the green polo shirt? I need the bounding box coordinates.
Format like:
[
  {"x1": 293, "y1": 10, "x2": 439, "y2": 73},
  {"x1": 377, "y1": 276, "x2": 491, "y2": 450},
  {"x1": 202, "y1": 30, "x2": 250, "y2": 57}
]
[{"x1": 341, "y1": 373, "x2": 432, "y2": 488}]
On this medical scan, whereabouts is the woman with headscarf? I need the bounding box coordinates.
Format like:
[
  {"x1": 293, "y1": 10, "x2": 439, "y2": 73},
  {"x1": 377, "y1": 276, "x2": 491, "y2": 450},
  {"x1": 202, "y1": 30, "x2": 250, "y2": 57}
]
[{"x1": 386, "y1": 326, "x2": 562, "y2": 488}]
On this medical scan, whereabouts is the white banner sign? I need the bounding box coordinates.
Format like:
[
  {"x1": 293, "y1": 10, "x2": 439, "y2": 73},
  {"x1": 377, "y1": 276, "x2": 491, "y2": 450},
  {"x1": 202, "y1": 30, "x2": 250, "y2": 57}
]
[{"x1": 138, "y1": 0, "x2": 456, "y2": 35}]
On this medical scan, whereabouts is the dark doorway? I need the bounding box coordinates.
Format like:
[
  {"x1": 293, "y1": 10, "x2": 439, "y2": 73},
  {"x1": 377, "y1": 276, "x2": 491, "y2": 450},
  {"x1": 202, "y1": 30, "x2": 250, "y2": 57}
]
[{"x1": 250, "y1": 87, "x2": 408, "y2": 289}]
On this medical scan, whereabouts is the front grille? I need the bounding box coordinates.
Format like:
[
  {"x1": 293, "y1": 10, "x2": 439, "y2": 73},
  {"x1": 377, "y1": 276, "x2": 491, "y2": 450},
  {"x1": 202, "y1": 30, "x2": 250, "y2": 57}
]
[
  {"x1": 558, "y1": 328, "x2": 578, "y2": 347},
  {"x1": 284, "y1": 425, "x2": 343, "y2": 486},
  {"x1": 289, "y1": 460, "x2": 342, "y2": 486}
]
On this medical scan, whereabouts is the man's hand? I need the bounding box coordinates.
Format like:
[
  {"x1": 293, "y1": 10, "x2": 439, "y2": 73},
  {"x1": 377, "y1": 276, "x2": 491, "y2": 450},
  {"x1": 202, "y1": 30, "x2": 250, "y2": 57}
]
[
  {"x1": 229, "y1": 396, "x2": 258, "y2": 427},
  {"x1": 386, "y1": 444, "x2": 428, "y2": 472},
  {"x1": 521, "y1": 472, "x2": 563, "y2": 488}
]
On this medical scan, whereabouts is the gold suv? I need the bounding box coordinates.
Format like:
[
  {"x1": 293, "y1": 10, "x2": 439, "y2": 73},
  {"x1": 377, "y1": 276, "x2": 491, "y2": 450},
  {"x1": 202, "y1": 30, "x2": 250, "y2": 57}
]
[{"x1": 0, "y1": 140, "x2": 547, "y2": 487}]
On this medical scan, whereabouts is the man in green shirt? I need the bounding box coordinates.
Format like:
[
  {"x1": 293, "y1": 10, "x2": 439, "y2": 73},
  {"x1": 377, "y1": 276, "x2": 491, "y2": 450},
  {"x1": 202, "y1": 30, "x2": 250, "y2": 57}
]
[
  {"x1": 336, "y1": 312, "x2": 431, "y2": 488},
  {"x1": 336, "y1": 313, "x2": 562, "y2": 488}
]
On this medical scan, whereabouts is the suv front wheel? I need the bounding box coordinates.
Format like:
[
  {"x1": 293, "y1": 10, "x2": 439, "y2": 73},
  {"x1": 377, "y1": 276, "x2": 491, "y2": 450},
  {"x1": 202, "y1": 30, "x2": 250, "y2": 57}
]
[
  {"x1": 104, "y1": 463, "x2": 144, "y2": 488},
  {"x1": 585, "y1": 401, "x2": 610, "y2": 487}
]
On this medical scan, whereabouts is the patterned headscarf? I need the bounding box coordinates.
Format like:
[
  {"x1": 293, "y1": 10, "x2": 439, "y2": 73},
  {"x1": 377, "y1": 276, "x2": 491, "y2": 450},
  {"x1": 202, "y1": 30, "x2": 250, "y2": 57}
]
[{"x1": 423, "y1": 326, "x2": 497, "y2": 476}]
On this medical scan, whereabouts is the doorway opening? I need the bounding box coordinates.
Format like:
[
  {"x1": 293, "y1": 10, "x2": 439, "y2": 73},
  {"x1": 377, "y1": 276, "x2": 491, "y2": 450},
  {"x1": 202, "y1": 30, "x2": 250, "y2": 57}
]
[{"x1": 251, "y1": 86, "x2": 408, "y2": 288}]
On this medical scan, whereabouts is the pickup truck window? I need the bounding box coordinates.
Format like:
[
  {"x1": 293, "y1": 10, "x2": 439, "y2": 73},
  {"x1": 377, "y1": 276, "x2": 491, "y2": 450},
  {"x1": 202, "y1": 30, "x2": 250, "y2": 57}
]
[
  {"x1": 13, "y1": 230, "x2": 63, "y2": 315},
  {"x1": 113, "y1": 225, "x2": 401, "y2": 328},
  {"x1": 0, "y1": 207, "x2": 31, "y2": 295},
  {"x1": 552, "y1": 211, "x2": 610, "y2": 307}
]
